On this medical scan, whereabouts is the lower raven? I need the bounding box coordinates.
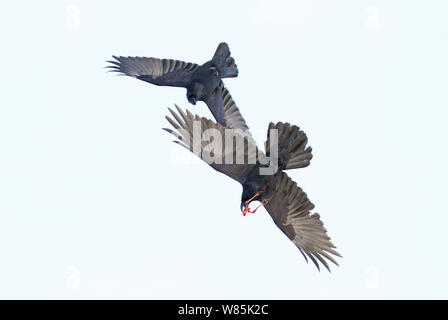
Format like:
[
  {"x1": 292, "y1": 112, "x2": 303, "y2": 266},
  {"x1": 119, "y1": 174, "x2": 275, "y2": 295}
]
[{"x1": 164, "y1": 106, "x2": 341, "y2": 272}]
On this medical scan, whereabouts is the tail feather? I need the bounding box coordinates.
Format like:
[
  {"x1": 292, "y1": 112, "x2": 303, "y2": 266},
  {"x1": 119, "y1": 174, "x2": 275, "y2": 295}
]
[
  {"x1": 212, "y1": 42, "x2": 238, "y2": 78},
  {"x1": 265, "y1": 122, "x2": 313, "y2": 170}
]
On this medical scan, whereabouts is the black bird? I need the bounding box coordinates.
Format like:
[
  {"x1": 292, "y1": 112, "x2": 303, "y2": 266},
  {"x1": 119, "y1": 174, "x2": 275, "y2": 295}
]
[
  {"x1": 163, "y1": 105, "x2": 341, "y2": 272},
  {"x1": 107, "y1": 43, "x2": 247, "y2": 130}
]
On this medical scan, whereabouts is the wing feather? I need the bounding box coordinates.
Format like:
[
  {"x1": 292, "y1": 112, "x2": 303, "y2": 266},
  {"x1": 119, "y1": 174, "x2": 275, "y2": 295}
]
[
  {"x1": 204, "y1": 81, "x2": 254, "y2": 142},
  {"x1": 107, "y1": 56, "x2": 199, "y2": 87},
  {"x1": 164, "y1": 106, "x2": 260, "y2": 184}
]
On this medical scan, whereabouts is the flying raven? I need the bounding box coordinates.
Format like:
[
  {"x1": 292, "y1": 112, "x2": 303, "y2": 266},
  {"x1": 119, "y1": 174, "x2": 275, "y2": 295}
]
[
  {"x1": 163, "y1": 105, "x2": 341, "y2": 272},
  {"x1": 107, "y1": 43, "x2": 246, "y2": 130}
]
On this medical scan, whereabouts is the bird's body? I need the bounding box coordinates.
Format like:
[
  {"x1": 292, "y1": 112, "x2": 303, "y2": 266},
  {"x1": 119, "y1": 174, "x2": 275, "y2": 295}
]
[
  {"x1": 241, "y1": 168, "x2": 273, "y2": 205},
  {"x1": 240, "y1": 130, "x2": 310, "y2": 208},
  {"x1": 185, "y1": 61, "x2": 221, "y2": 105},
  {"x1": 107, "y1": 43, "x2": 240, "y2": 129}
]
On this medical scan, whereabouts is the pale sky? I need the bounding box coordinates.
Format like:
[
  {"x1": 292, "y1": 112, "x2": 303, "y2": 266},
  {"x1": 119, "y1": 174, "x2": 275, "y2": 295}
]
[{"x1": 0, "y1": 0, "x2": 447, "y2": 299}]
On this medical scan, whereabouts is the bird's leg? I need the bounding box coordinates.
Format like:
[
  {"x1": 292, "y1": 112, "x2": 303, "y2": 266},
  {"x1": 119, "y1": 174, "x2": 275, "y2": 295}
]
[
  {"x1": 247, "y1": 198, "x2": 270, "y2": 214},
  {"x1": 245, "y1": 190, "x2": 264, "y2": 206},
  {"x1": 241, "y1": 190, "x2": 266, "y2": 216}
]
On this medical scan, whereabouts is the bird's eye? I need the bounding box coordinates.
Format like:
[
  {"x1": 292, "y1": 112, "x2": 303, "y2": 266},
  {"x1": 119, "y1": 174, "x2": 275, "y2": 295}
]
[{"x1": 209, "y1": 66, "x2": 219, "y2": 76}]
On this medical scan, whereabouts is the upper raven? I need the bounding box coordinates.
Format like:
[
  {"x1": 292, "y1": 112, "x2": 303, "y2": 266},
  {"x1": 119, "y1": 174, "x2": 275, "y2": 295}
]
[
  {"x1": 107, "y1": 43, "x2": 242, "y2": 129},
  {"x1": 163, "y1": 105, "x2": 341, "y2": 272}
]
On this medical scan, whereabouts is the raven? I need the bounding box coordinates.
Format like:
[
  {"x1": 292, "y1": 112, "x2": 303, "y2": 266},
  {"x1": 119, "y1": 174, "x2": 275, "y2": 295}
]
[
  {"x1": 107, "y1": 43, "x2": 245, "y2": 130},
  {"x1": 163, "y1": 105, "x2": 341, "y2": 272}
]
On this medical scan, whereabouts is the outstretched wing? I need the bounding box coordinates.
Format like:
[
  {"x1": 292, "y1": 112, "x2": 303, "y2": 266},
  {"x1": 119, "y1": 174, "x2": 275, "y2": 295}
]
[
  {"x1": 163, "y1": 105, "x2": 260, "y2": 184},
  {"x1": 264, "y1": 172, "x2": 341, "y2": 271},
  {"x1": 107, "y1": 56, "x2": 199, "y2": 87},
  {"x1": 205, "y1": 81, "x2": 253, "y2": 138}
]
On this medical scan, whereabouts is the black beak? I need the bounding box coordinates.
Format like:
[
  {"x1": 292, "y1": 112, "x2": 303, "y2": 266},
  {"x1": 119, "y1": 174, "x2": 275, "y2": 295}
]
[
  {"x1": 187, "y1": 94, "x2": 197, "y2": 105},
  {"x1": 240, "y1": 202, "x2": 247, "y2": 211}
]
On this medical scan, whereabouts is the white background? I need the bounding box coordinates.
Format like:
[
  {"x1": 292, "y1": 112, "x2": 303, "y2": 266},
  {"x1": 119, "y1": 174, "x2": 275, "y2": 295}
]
[{"x1": 0, "y1": 0, "x2": 447, "y2": 299}]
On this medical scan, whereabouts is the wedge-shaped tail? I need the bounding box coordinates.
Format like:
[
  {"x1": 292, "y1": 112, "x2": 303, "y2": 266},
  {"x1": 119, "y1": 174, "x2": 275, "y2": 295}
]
[
  {"x1": 265, "y1": 122, "x2": 313, "y2": 170},
  {"x1": 211, "y1": 42, "x2": 238, "y2": 78}
]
